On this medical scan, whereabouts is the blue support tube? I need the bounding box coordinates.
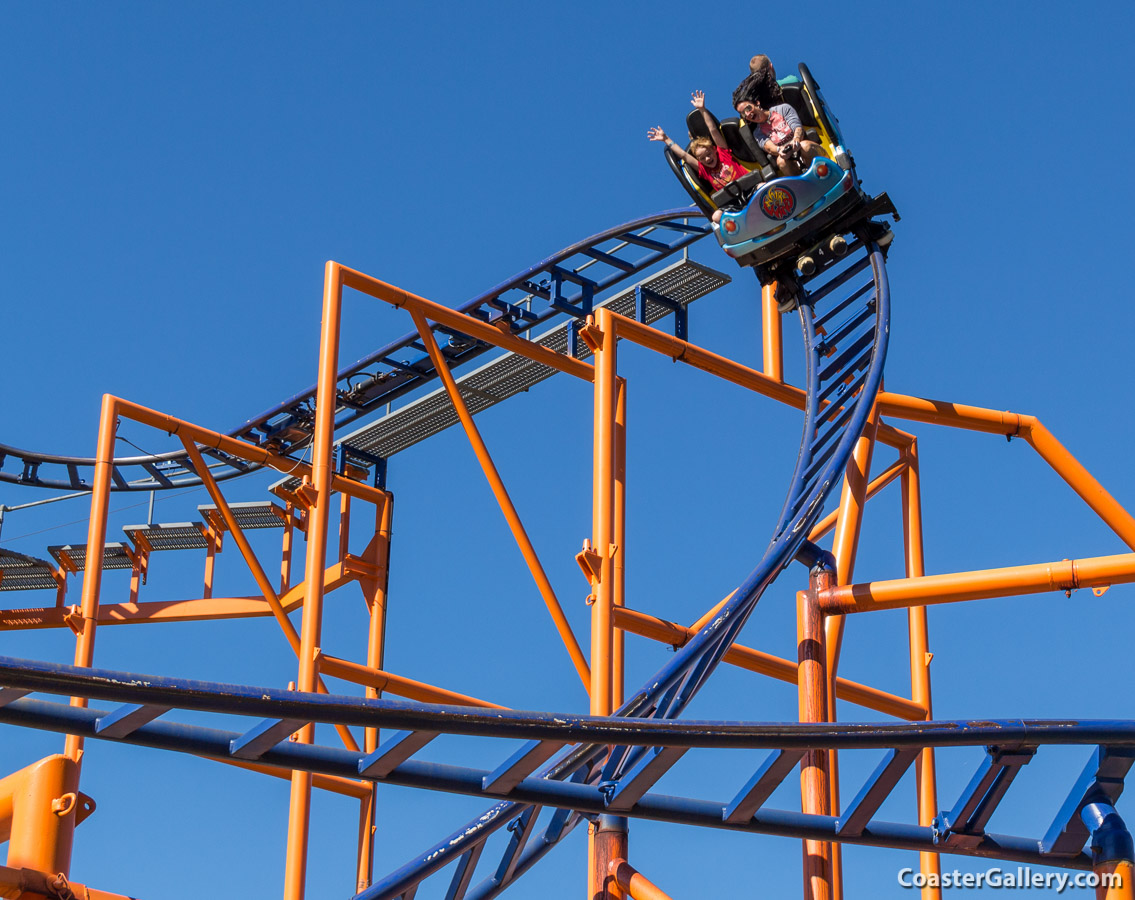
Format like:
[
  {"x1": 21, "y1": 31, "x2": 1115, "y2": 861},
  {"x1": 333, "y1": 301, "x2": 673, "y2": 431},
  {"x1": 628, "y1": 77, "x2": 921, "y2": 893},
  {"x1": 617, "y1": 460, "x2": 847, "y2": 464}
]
[
  {"x1": 1082, "y1": 802, "x2": 1135, "y2": 866},
  {"x1": 8, "y1": 655, "x2": 1135, "y2": 750},
  {"x1": 0, "y1": 696, "x2": 1110, "y2": 882}
]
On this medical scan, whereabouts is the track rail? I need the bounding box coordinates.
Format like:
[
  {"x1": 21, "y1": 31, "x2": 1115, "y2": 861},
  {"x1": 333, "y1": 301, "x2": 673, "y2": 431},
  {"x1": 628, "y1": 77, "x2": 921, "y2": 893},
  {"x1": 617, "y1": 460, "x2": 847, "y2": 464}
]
[
  {"x1": 0, "y1": 217, "x2": 899, "y2": 898},
  {"x1": 0, "y1": 210, "x2": 710, "y2": 493},
  {"x1": 348, "y1": 235, "x2": 891, "y2": 900},
  {"x1": 2, "y1": 655, "x2": 1123, "y2": 875}
]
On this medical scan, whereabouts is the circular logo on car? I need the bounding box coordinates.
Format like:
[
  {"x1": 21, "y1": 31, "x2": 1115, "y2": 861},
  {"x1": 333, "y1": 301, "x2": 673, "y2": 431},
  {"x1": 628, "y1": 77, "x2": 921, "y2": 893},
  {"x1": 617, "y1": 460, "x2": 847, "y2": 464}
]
[{"x1": 761, "y1": 186, "x2": 796, "y2": 220}]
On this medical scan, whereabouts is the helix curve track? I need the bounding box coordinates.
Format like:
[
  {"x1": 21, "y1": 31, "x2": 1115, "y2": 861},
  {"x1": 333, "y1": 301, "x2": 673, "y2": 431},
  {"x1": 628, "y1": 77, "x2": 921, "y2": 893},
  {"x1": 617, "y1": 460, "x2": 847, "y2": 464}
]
[
  {"x1": 356, "y1": 233, "x2": 891, "y2": 900},
  {"x1": 1, "y1": 210, "x2": 895, "y2": 898}
]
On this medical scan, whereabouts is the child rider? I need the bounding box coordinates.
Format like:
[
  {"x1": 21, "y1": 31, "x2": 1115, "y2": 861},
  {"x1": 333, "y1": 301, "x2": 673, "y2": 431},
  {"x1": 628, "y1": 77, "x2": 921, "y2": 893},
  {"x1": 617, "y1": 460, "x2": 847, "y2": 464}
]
[{"x1": 648, "y1": 91, "x2": 749, "y2": 223}]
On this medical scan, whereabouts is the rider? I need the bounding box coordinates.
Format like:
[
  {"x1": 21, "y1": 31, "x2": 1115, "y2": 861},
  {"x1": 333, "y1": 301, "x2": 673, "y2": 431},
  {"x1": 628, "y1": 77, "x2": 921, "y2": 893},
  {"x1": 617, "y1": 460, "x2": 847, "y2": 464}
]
[
  {"x1": 648, "y1": 91, "x2": 749, "y2": 222},
  {"x1": 732, "y1": 86, "x2": 822, "y2": 178},
  {"x1": 744, "y1": 55, "x2": 785, "y2": 106}
]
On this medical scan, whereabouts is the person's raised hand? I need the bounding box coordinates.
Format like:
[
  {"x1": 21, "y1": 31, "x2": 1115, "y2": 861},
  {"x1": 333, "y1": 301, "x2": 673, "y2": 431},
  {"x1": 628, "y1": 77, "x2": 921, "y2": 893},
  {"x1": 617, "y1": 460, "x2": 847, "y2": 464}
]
[
  {"x1": 691, "y1": 90, "x2": 706, "y2": 110},
  {"x1": 647, "y1": 126, "x2": 668, "y2": 142}
]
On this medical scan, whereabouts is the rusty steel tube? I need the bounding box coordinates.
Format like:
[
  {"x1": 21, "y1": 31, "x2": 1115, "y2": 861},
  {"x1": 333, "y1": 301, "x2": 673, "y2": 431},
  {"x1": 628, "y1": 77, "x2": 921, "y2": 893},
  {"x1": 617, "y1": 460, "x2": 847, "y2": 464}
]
[{"x1": 799, "y1": 576, "x2": 833, "y2": 900}]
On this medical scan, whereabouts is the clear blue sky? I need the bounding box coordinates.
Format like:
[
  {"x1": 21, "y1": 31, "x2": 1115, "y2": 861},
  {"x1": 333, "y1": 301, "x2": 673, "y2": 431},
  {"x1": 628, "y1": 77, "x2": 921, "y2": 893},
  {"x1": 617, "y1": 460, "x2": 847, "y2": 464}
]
[{"x1": 2, "y1": 2, "x2": 1134, "y2": 897}]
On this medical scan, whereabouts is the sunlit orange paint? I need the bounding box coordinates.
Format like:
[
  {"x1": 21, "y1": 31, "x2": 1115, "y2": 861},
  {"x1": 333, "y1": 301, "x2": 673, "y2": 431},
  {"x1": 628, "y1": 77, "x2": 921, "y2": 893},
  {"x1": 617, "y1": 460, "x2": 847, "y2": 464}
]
[{"x1": 610, "y1": 859, "x2": 675, "y2": 900}]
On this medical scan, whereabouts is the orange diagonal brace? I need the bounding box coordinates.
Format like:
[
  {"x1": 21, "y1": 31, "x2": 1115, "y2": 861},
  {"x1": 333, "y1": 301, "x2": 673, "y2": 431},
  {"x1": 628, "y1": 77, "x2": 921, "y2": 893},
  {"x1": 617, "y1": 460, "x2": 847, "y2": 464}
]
[
  {"x1": 408, "y1": 306, "x2": 591, "y2": 694},
  {"x1": 610, "y1": 859, "x2": 675, "y2": 900},
  {"x1": 203, "y1": 757, "x2": 372, "y2": 799},
  {"x1": 808, "y1": 456, "x2": 907, "y2": 543},
  {"x1": 318, "y1": 655, "x2": 508, "y2": 709},
  {"x1": 335, "y1": 264, "x2": 595, "y2": 382},
  {"x1": 181, "y1": 437, "x2": 360, "y2": 756},
  {"x1": 611, "y1": 606, "x2": 925, "y2": 720},
  {"x1": 876, "y1": 391, "x2": 1135, "y2": 549},
  {"x1": 181, "y1": 439, "x2": 304, "y2": 651}
]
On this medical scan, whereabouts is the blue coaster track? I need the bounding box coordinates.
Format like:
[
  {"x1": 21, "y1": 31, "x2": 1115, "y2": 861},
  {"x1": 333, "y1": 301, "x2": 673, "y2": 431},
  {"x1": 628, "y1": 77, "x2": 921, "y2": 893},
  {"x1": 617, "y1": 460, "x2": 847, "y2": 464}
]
[
  {"x1": 0, "y1": 211, "x2": 710, "y2": 493},
  {"x1": 352, "y1": 233, "x2": 891, "y2": 900},
  {"x1": 0, "y1": 211, "x2": 901, "y2": 898}
]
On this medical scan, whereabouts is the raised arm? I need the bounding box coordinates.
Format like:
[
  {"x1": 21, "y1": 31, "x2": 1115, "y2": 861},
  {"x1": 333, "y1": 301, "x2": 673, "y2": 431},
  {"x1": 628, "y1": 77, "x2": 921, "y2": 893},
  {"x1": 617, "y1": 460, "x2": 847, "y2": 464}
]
[
  {"x1": 691, "y1": 90, "x2": 728, "y2": 149},
  {"x1": 648, "y1": 126, "x2": 700, "y2": 169}
]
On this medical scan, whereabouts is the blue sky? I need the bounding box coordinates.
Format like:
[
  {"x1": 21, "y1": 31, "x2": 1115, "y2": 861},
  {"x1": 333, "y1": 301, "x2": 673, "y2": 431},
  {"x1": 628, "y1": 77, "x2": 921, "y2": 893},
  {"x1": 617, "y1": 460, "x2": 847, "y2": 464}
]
[{"x1": 3, "y1": 2, "x2": 1135, "y2": 897}]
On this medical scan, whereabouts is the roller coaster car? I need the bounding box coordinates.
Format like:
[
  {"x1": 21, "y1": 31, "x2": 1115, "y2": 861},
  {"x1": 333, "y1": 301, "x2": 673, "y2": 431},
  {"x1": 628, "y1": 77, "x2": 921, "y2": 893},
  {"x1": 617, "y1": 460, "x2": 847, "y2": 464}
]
[{"x1": 664, "y1": 63, "x2": 897, "y2": 297}]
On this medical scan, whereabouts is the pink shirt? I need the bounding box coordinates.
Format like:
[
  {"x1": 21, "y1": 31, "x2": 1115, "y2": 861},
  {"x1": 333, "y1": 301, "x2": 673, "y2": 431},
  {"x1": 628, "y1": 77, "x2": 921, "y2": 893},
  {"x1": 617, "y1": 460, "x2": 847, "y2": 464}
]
[{"x1": 753, "y1": 104, "x2": 800, "y2": 147}]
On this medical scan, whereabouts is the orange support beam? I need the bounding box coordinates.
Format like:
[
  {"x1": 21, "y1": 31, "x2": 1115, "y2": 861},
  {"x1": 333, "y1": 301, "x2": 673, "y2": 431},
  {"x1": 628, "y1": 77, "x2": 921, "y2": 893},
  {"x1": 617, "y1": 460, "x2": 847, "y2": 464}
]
[
  {"x1": 317, "y1": 655, "x2": 507, "y2": 709},
  {"x1": 408, "y1": 306, "x2": 591, "y2": 694},
  {"x1": 610, "y1": 859, "x2": 674, "y2": 900},
  {"x1": 761, "y1": 281, "x2": 784, "y2": 383},
  {"x1": 798, "y1": 574, "x2": 832, "y2": 900},
  {"x1": 901, "y1": 442, "x2": 942, "y2": 899},
  {"x1": 336, "y1": 264, "x2": 595, "y2": 382},
  {"x1": 817, "y1": 550, "x2": 1135, "y2": 615},
  {"x1": 876, "y1": 392, "x2": 1135, "y2": 549},
  {"x1": 0, "y1": 755, "x2": 82, "y2": 877},
  {"x1": 611, "y1": 605, "x2": 925, "y2": 720}
]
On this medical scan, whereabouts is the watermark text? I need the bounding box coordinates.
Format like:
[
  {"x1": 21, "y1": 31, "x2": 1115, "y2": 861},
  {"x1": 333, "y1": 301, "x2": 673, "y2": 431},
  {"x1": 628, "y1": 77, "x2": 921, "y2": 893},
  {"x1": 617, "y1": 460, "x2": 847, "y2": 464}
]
[{"x1": 897, "y1": 866, "x2": 1122, "y2": 893}]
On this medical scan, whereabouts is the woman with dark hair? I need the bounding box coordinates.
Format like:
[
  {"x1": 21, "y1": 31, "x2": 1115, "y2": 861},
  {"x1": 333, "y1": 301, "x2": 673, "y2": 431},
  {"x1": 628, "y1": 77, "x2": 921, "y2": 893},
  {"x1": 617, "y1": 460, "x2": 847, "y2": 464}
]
[{"x1": 731, "y1": 66, "x2": 784, "y2": 111}]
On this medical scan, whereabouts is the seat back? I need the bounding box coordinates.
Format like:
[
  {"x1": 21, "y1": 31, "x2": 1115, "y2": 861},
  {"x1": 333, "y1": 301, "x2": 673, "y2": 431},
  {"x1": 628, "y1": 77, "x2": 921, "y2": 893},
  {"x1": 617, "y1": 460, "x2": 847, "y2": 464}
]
[
  {"x1": 663, "y1": 146, "x2": 716, "y2": 219},
  {"x1": 685, "y1": 107, "x2": 715, "y2": 140},
  {"x1": 779, "y1": 83, "x2": 819, "y2": 128}
]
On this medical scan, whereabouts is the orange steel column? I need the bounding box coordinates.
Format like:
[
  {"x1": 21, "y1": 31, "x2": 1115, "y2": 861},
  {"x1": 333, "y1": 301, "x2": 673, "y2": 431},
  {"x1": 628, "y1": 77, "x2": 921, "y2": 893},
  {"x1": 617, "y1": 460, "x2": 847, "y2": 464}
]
[
  {"x1": 1, "y1": 755, "x2": 81, "y2": 877},
  {"x1": 901, "y1": 442, "x2": 942, "y2": 899},
  {"x1": 762, "y1": 282, "x2": 784, "y2": 382},
  {"x1": 408, "y1": 308, "x2": 591, "y2": 692},
  {"x1": 357, "y1": 493, "x2": 392, "y2": 893},
  {"x1": 1098, "y1": 861, "x2": 1135, "y2": 900},
  {"x1": 798, "y1": 572, "x2": 832, "y2": 900},
  {"x1": 612, "y1": 377, "x2": 627, "y2": 709},
  {"x1": 1022, "y1": 420, "x2": 1135, "y2": 551},
  {"x1": 284, "y1": 261, "x2": 344, "y2": 900},
  {"x1": 823, "y1": 405, "x2": 878, "y2": 900},
  {"x1": 591, "y1": 310, "x2": 618, "y2": 719},
  {"x1": 826, "y1": 405, "x2": 879, "y2": 668},
  {"x1": 64, "y1": 393, "x2": 118, "y2": 764},
  {"x1": 588, "y1": 816, "x2": 628, "y2": 900},
  {"x1": 589, "y1": 311, "x2": 624, "y2": 900}
]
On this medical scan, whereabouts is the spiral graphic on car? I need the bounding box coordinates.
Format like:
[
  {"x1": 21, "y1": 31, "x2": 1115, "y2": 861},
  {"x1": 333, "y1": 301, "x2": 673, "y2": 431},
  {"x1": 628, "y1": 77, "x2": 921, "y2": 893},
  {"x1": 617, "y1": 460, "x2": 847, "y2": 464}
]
[{"x1": 760, "y1": 186, "x2": 796, "y2": 220}]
